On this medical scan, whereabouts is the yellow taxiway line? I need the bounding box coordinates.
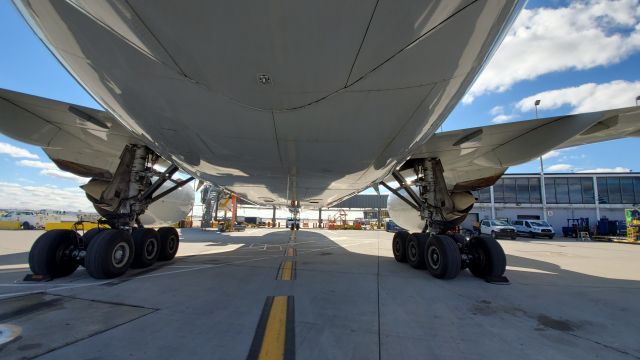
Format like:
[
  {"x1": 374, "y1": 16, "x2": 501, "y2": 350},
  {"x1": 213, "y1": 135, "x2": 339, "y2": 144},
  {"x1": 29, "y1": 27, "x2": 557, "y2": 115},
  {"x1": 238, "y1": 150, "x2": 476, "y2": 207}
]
[
  {"x1": 276, "y1": 260, "x2": 296, "y2": 281},
  {"x1": 247, "y1": 296, "x2": 295, "y2": 360}
]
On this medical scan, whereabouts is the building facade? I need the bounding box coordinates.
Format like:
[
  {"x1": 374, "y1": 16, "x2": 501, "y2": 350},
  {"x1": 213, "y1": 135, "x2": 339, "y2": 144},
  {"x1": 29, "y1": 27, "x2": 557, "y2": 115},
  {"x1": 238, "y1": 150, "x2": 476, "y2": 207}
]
[{"x1": 468, "y1": 173, "x2": 640, "y2": 233}]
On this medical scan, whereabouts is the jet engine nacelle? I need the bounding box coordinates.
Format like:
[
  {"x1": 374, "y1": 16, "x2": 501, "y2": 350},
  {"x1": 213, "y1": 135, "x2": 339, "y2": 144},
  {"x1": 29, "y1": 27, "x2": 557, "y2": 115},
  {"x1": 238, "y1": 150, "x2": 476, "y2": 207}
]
[
  {"x1": 138, "y1": 184, "x2": 194, "y2": 227},
  {"x1": 83, "y1": 179, "x2": 194, "y2": 227},
  {"x1": 387, "y1": 187, "x2": 476, "y2": 233}
]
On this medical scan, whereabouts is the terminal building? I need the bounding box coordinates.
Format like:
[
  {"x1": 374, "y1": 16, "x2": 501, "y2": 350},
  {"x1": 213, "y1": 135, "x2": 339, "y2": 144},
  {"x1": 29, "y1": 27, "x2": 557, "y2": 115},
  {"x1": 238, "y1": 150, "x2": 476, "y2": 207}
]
[
  {"x1": 467, "y1": 172, "x2": 640, "y2": 232},
  {"x1": 324, "y1": 172, "x2": 640, "y2": 233},
  {"x1": 209, "y1": 172, "x2": 639, "y2": 233}
]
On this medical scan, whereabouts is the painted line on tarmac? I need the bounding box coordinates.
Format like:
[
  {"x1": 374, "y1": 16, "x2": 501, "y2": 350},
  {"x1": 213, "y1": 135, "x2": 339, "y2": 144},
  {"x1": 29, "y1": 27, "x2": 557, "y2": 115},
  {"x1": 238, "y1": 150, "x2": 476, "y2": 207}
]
[
  {"x1": 0, "y1": 240, "x2": 375, "y2": 300},
  {"x1": 296, "y1": 240, "x2": 377, "y2": 255},
  {"x1": 284, "y1": 246, "x2": 296, "y2": 257},
  {"x1": 0, "y1": 254, "x2": 281, "y2": 299},
  {"x1": 247, "y1": 296, "x2": 295, "y2": 360},
  {"x1": 275, "y1": 260, "x2": 296, "y2": 281}
]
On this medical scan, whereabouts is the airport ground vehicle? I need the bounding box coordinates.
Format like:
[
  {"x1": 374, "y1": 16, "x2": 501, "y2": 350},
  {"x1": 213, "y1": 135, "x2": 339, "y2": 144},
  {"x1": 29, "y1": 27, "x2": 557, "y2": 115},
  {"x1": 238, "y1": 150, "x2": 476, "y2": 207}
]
[
  {"x1": 562, "y1": 218, "x2": 591, "y2": 238},
  {"x1": 286, "y1": 218, "x2": 300, "y2": 231},
  {"x1": 512, "y1": 220, "x2": 555, "y2": 239},
  {"x1": 4, "y1": 2, "x2": 639, "y2": 281},
  {"x1": 479, "y1": 220, "x2": 517, "y2": 240}
]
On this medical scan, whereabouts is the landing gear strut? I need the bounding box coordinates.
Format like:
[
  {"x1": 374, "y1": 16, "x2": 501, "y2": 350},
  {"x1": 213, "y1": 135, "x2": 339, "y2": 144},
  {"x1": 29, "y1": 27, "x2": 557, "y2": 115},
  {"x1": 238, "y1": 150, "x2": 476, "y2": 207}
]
[
  {"x1": 28, "y1": 145, "x2": 192, "y2": 280},
  {"x1": 384, "y1": 158, "x2": 507, "y2": 282}
]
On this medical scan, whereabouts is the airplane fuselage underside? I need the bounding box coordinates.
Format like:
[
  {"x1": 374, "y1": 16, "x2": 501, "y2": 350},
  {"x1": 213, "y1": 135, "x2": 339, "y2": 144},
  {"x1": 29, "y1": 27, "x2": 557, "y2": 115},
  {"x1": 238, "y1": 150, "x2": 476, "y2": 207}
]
[{"x1": 15, "y1": 0, "x2": 522, "y2": 207}]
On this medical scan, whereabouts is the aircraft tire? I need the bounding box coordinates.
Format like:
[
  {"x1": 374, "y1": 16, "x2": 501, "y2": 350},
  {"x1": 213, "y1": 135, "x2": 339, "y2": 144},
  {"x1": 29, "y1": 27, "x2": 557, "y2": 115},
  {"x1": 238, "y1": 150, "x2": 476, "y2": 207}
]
[
  {"x1": 79, "y1": 227, "x2": 105, "y2": 267},
  {"x1": 425, "y1": 235, "x2": 461, "y2": 279},
  {"x1": 467, "y1": 234, "x2": 506, "y2": 279},
  {"x1": 131, "y1": 228, "x2": 160, "y2": 268},
  {"x1": 85, "y1": 229, "x2": 133, "y2": 279},
  {"x1": 28, "y1": 229, "x2": 79, "y2": 278},
  {"x1": 157, "y1": 227, "x2": 180, "y2": 261},
  {"x1": 392, "y1": 231, "x2": 409, "y2": 263},
  {"x1": 406, "y1": 233, "x2": 427, "y2": 269}
]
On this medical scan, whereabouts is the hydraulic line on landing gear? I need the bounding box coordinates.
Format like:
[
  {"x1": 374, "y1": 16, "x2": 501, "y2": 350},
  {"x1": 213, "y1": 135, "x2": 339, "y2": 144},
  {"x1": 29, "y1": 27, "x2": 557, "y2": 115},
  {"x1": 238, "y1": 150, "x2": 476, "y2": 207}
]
[{"x1": 385, "y1": 158, "x2": 508, "y2": 282}]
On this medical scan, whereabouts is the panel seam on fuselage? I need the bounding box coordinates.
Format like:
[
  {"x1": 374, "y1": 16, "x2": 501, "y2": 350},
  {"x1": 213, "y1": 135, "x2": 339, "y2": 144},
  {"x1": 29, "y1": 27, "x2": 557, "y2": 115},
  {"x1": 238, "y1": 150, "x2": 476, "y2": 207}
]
[
  {"x1": 344, "y1": 0, "x2": 380, "y2": 88},
  {"x1": 345, "y1": 0, "x2": 480, "y2": 87},
  {"x1": 124, "y1": 0, "x2": 193, "y2": 79},
  {"x1": 271, "y1": 111, "x2": 285, "y2": 171}
]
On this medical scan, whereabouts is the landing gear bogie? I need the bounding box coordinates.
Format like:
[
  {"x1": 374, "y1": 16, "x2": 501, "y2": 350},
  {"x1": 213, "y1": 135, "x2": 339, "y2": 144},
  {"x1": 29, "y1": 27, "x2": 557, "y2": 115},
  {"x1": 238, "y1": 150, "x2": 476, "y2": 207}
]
[
  {"x1": 392, "y1": 231, "x2": 409, "y2": 262},
  {"x1": 131, "y1": 228, "x2": 160, "y2": 268},
  {"x1": 392, "y1": 232, "x2": 507, "y2": 281},
  {"x1": 157, "y1": 227, "x2": 180, "y2": 261},
  {"x1": 78, "y1": 227, "x2": 106, "y2": 267},
  {"x1": 467, "y1": 234, "x2": 506, "y2": 279},
  {"x1": 406, "y1": 233, "x2": 428, "y2": 269},
  {"x1": 84, "y1": 229, "x2": 134, "y2": 279},
  {"x1": 425, "y1": 234, "x2": 461, "y2": 279},
  {"x1": 28, "y1": 229, "x2": 80, "y2": 278}
]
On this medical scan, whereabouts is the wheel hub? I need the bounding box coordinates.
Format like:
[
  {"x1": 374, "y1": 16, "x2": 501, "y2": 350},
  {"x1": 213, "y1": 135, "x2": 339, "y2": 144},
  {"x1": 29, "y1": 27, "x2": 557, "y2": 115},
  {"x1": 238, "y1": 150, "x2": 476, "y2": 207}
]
[
  {"x1": 112, "y1": 242, "x2": 130, "y2": 268},
  {"x1": 393, "y1": 239, "x2": 401, "y2": 254},
  {"x1": 408, "y1": 242, "x2": 417, "y2": 260},
  {"x1": 145, "y1": 238, "x2": 158, "y2": 259},
  {"x1": 427, "y1": 246, "x2": 441, "y2": 269},
  {"x1": 55, "y1": 244, "x2": 73, "y2": 263},
  {"x1": 167, "y1": 236, "x2": 176, "y2": 253}
]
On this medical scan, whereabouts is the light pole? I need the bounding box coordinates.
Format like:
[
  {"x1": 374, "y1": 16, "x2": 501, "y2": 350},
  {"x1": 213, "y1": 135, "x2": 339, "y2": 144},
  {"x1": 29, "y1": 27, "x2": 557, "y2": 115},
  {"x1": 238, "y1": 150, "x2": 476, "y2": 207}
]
[{"x1": 535, "y1": 99, "x2": 548, "y2": 221}]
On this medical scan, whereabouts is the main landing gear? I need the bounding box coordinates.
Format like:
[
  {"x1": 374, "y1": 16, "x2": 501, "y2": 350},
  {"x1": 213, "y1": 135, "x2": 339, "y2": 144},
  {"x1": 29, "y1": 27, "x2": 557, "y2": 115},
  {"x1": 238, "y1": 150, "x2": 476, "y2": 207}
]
[
  {"x1": 392, "y1": 231, "x2": 506, "y2": 280},
  {"x1": 385, "y1": 157, "x2": 507, "y2": 282},
  {"x1": 27, "y1": 145, "x2": 191, "y2": 280},
  {"x1": 28, "y1": 227, "x2": 180, "y2": 279}
]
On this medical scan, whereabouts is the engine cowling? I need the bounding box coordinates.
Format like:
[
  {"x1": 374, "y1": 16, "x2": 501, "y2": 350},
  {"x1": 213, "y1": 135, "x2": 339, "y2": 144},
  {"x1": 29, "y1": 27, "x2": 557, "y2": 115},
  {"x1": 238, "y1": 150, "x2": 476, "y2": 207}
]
[
  {"x1": 387, "y1": 191, "x2": 424, "y2": 233},
  {"x1": 387, "y1": 188, "x2": 476, "y2": 232},
  {"x1": 138, "y1": 184, "x2": 194, "y2": 227},
  {"x1": 82, "y1": 179, "x2": 194, "y2": 227}
]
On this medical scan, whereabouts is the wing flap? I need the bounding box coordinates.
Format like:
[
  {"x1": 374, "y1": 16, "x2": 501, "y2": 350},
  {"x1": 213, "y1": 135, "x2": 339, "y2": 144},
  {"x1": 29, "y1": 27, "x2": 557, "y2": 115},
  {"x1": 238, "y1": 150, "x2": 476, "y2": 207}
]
[{"x1": 0, "y1": 88, "x2": 141, "y2": 179}]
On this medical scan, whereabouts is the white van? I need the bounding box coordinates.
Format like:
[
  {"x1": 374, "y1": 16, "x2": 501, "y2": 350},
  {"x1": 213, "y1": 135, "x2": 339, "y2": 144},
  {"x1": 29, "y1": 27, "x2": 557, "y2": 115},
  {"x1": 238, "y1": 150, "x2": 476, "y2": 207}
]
[
  {"x1": 511, "y1": 220, "x2": 555, "y2": 239},
  {"x1": 479, "y1": 219, "x2": 517, "y2": 239}
]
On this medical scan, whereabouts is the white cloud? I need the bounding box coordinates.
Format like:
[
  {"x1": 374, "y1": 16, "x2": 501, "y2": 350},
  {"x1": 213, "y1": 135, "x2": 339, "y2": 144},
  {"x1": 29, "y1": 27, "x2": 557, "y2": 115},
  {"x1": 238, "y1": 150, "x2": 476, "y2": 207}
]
[
  {"x1": 464, "y1": 0, "x2": 640, "y2": 104},
  {"x1": 0, "y1": 142, "x2": 39, "y2": 159},
  {"x1": 0, "y1": 181, "x2": 93, "y2": 212},
  {"x1": 41, "y1": 169, "x2": 88, "y2": 181},
  {"x1": 490, "y1": 106, "x2": 505, "y2": 116},
  {"x1": 489, "y1": 105, "x2": 517, "y2": 123},
  {"x1": 17, "y1": 159, "x2": 88, "y2": 182},
  {"x1": 491, "y1": 114, "x2": 516, "y2": 124},
  {"x1": 16, "y1": 159, "x2": 57, "y2": 170},
  {"x1": 578, "y1": 167, "x2": 631, "y2": 173},
  {"x1": 544, "y1": 163, "x2": 631, "y2": 173},
  {"x1": 547, "y1": 163, "x2": 574, "y2": 171},
  {"x1": 516, "y1": 80, "x2": 640, "y2": 113},
  {"x1": 542, "y1": 150, "x2": 561, "y2": 160}
]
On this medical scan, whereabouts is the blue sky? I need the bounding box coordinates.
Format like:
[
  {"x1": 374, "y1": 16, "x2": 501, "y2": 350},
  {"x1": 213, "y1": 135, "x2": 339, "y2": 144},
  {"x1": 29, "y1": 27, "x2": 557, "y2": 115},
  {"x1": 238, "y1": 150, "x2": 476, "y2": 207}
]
[{"x1": 0, "y1": 0, "x2": 638, "y2": 210}]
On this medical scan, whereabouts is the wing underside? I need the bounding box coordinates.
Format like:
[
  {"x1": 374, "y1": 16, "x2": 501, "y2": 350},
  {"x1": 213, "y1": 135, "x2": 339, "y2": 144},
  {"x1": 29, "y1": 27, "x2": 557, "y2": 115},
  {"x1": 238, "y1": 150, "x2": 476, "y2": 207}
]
[
  {"x1": 408, "y1": 106, "x2": 640, "y2": 191},
  {"x1": 0, "y1": 88, "x2": 141, "y2": 180}
]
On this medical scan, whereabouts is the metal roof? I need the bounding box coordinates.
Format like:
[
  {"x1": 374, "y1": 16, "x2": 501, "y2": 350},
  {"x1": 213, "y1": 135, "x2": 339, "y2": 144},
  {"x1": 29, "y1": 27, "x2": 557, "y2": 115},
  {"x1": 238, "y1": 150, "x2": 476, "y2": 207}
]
[{"x1": 329, "y1": 194, "x2": 388, "y2": 209}]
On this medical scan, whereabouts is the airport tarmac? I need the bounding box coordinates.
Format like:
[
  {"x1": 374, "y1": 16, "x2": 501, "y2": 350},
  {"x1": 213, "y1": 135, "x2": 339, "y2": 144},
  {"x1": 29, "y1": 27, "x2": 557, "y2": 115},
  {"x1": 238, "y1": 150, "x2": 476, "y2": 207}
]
[{"x1": 0, "y1": 228, "x2": 639, "y2": 359}]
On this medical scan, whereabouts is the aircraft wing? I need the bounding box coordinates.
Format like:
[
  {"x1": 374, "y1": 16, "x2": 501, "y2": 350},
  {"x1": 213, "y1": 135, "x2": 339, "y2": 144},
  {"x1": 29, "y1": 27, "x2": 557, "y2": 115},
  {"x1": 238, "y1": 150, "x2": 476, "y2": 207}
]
[
  {"x1": 408, "y1": 106, "x2": 640, "y2": 191},
  {"x1": 0, "y1": 88, "x2": 143, "y2": 180}
]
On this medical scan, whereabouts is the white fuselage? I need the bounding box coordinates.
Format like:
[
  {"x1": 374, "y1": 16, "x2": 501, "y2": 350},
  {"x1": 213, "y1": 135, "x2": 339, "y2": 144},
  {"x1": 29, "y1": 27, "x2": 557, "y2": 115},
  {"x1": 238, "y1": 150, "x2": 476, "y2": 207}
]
[{"x1": 14, "y1": 1, "x2": 523, "y2": 208}]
